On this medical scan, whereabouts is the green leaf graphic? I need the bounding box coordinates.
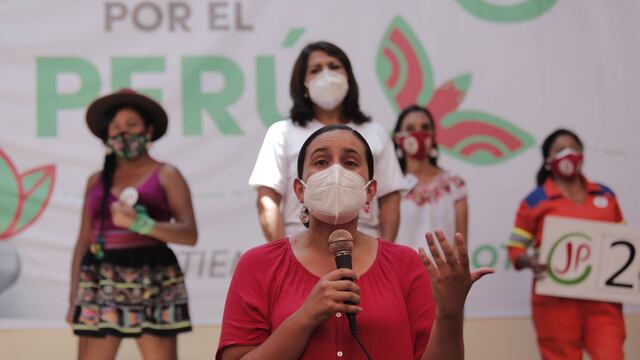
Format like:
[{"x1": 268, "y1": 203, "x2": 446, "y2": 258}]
[
  {"x1": 282, "y1": 28, "x2": 306, "y2": 48},
  {"x1": 376, "y1": 16, "x2": 536, "y2": 166},
  {"x1": 13, "y1": 166, "x2": 55, "y2": 233},
  {"x1": 376, "y1": 16, "x2": 434, "y2": 112},
  {"x1": 0, "y1": 151, "x2": 20, "y2": 237},
  {"x1": 438, "y1": 110, "x2": 535, "y2": 165},
  {"x1": 458, "y1": 0, "x2": 557, "y2": 23},
  {"x1": 0, "y1": 148, "x2": 56, "y2": 239}
]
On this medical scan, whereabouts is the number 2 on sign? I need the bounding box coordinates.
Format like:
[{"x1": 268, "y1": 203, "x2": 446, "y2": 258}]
[
  {"x1": 605, "y1": 240, "x2": 636, "y2": 288},
  {"x1": 599, "y1": 237, "x2": 640, "y2": 293}
]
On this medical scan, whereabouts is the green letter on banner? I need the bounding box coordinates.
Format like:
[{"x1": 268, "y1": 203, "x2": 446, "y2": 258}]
[
  {"x1": 256, "y1": 56, "x2": 284, "y2": 127},
  {"x1": 36, "y1": 57, "x2": 100, "y2": 137},
  {"x1": 182, "y1": 56, "x2": 243, "y2": 135},
  {"x1": 112, "y1": 57, "x2": 165, "y2": 102}
]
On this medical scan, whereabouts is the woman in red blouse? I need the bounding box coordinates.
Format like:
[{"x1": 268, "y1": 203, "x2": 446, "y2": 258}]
[{"x1": 217, "y1": 124, "x2": 493, "y2": 360}]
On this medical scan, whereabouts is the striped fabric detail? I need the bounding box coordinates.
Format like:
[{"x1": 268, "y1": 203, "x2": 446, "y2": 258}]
[
  {"x1": 79, "y1": 278, "x2": 184, "y2": 289},
  {"x1": 73, "y1": 321, "x2": 192, "y2": 334},
  {"x1": 507, "y1": 227, "x2": 533, "y2": 248}
]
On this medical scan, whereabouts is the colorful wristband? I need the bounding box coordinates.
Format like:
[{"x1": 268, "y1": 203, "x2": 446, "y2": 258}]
[{"x1": 129, "y1": 205, "x2": 156, "y2": 235}]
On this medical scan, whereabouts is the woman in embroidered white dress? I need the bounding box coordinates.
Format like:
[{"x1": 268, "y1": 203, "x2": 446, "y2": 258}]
[{"x1": 393, "y1": 105, "x2": 468, "y2": 249}]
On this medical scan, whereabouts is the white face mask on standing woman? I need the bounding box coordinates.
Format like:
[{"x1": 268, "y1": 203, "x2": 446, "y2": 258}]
[
  {"x1": 301, "y1": 164, "x2": 372, "y2": 225},
  {"x1": 306, "y1": 69, "x2": 349, "y2": 111}
]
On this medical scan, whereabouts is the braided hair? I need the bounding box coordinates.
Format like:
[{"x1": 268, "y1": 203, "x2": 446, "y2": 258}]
[{"x1": 96, "y1": 105, "x2": 151, "y2": 238}]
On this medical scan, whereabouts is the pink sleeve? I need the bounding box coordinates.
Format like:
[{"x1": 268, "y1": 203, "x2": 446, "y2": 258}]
[
  {"x1": 400, "y1": 248, "x2": 436, "y2": 359},
  {"x1": 216, "y1": 249, "x2": 271, "y2": 359}
]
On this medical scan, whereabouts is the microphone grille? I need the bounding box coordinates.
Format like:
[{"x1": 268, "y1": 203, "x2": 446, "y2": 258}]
[{"x1": 328, "y1": 229, "x2": 354, "y2": 255}]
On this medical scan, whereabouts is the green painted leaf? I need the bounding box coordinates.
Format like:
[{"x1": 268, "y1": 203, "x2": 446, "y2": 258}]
[
  {"x1": 13, "y1": 166, "x2": 55, "y2": 233},
  {"x1": 438, "y1": 110, "x2": 535, "y2": 165},
  {"x1": 376, "y1": 16, "x2": 434, "y2": 112},
  {"x1": 282, "y1": 28, "x2": 305, "y2": 48},
  {"x1": 0, "y1": 150, "x2": 20, "y2": 238},
  {"x1": 457, "y1": 0, "x2": 557, "y2": 23}
]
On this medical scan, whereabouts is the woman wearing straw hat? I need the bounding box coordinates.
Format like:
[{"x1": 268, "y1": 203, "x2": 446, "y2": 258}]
[{"x1": 66, "y1": 89, "x2": 198, "y2": 360}]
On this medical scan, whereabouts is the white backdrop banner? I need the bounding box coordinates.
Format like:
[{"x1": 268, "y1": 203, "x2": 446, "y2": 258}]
[{"x1": 1, "y1": 0, "x2": 639, "y2": 328}]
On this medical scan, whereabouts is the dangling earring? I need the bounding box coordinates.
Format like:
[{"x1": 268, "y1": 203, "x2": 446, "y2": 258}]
[
  {"x1": 545, "y1": 162, "x2": 551, "y2": 170},
  {"x1": 105, "y1": 146, "x2": 113, "y2": 155},
  {"x1": 145, "y1": 141, "x2": 152, "y2": 150},
  {"x1": 396, "y1": 147, "x2": 404, "y2": 159},
  {"x1": 429, "y1": 147, "x2": 439, "y2": 159},
  {"x1": 299, "y1": 206, "x2": 309, "y2": 224},
  {"x1": 364, "y1": 202, "x2": 371, "y2": 213}
]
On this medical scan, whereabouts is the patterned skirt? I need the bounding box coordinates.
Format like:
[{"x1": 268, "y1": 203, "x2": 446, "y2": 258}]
[{"x1": 72, "y1": 245, "x2": 191, "y2": 337}]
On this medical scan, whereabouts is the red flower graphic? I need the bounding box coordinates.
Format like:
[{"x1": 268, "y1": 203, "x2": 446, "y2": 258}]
[{"x1": 377, "y1": 16, "x2": 535, "y2": 165}]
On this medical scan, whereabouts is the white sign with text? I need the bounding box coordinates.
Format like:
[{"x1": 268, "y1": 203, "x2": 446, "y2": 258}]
[{"x1": 536, "y1": 216, "x2": 640, "y2": 304}]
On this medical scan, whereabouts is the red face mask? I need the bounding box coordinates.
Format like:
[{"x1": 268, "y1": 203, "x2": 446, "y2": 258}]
[
  {"x1": 396, "y1": 131, "x2": 434, "y2": 160},
  {"x1": 549, "y1": 148, "x2": 583, "y2": 180}
]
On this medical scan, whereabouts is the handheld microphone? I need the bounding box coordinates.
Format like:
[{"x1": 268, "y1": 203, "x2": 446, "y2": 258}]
[{"x1": 328, "y1": 229, "x2": 358, "y2": 335}]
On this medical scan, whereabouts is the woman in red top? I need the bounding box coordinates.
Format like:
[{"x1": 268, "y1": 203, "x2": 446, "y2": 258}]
[
  {"x1": 217, "y1": 124, "x2": 492, "y2": 360},
  {"x1": 506, "y1": 129, "x2": 626, "y2": 360}
]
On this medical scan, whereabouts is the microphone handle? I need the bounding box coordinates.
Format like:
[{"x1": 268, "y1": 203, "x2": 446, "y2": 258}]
[
  {"x1": 335, "y1": 254, "x2": 353, "y2": 284},
  {"x1": 335, "y1": 253, "x2": 352, "y2": 270},
  {"x1": 335, "y1": 253, "x2": 358, "y2": 335}
]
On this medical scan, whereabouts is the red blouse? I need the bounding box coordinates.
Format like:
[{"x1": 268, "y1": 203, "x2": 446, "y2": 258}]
[{"x1": 216, "y1": 238, "x2": 436, "y2": 360}]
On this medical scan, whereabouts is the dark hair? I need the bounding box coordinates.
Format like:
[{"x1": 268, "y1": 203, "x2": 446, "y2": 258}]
[
  {"x1": 392, "y1": 105, "x2": 439, "y2": 173},
  {"x1": 297, "y1": 124, "x2": 374, "y2": 181},
  {"x1": 97, "y1": 153, "x2": 116, "y2": 243},
  {"x1": 98, "y1": 104, "x2": 153, "y2": 141},
  {"x1": 536, "y1": 128, "x2": 584, "y2": 186},
  {"x1": 289, "y1": 41, "x2": 370, "y2": 127},
  {"x1": 97, "y1": 105, "x2": 152, "y2": 242}
]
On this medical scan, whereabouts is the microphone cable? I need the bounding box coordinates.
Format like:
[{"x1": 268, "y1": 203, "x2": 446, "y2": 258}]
[
  {"x1": 350, "y1": 326, "x2": 372, "y2": 360},
  {"x1": 328, "y1": 229, "x2": 373, "y2": 359}
]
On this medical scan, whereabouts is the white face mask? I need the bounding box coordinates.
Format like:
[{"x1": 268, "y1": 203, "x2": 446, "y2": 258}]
[
  {"x1": 301, "y1": 164, "x2": 371, "y2": 225},
  {"x1": 306, "y1": 69, "x2": 349, "y2": 111}
]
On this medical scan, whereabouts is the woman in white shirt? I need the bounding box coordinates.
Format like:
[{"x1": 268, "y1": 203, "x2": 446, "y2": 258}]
[
  {"x1": 393, "y1": 105, "x2": 468, "y2": 248},
  {"x1": 249, "y1": 41, "x2": 404, "y2": 241}
]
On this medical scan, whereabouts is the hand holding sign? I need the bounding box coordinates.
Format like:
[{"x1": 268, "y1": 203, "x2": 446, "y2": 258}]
[{"x1": 515, "y1": 253, "x2": 548, "y2": 280}]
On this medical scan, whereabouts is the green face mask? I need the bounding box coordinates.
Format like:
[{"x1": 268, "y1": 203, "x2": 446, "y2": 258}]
[{"x1": 107, "y1": 133, "x2": 148, "y2": 160}]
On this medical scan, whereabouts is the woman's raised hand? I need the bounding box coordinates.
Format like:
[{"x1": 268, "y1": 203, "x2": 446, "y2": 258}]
[{"x1": 419, "y1": 230, "x2": 494, "y2": 318}]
